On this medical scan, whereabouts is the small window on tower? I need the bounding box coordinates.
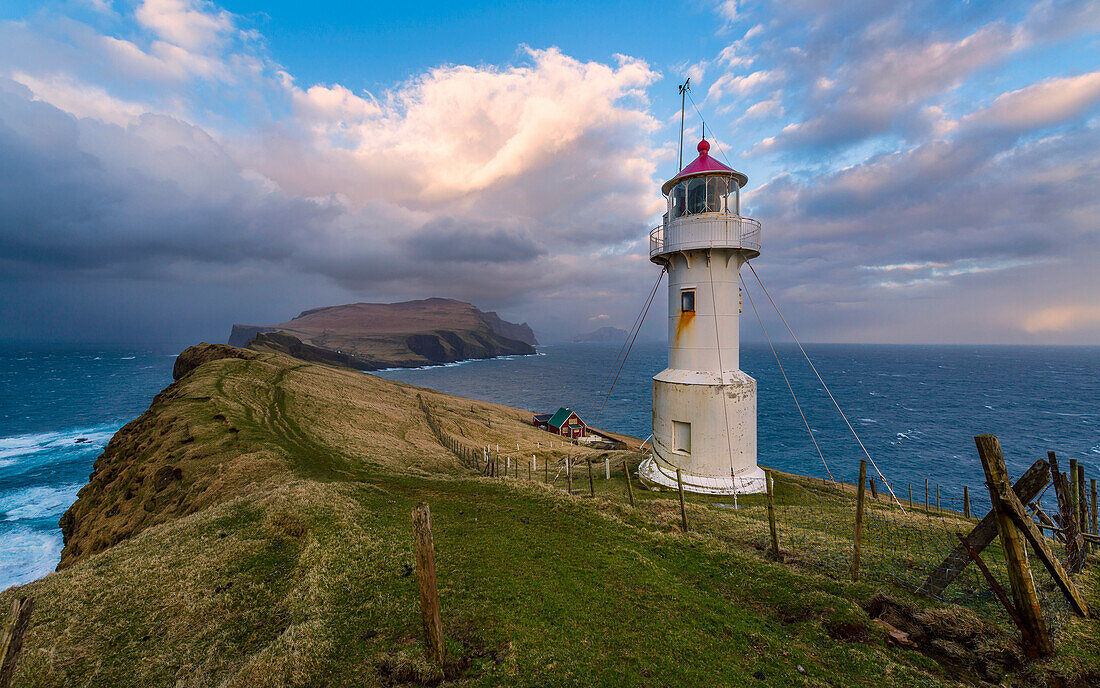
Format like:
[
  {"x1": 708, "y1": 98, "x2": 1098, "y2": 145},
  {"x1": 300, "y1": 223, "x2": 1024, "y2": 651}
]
[
  {"x1": 681, "y1": 289, "x2": 695, "y2": 313},
  {"x1": 673, "y1": 420, "x2": 691, "y2": 454}
]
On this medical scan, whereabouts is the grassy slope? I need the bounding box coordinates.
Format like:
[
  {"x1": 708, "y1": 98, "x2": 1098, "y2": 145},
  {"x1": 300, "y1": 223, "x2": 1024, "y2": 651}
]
[{"x1": 3, "y1": 348, "x2": 1098, "y2": 687}]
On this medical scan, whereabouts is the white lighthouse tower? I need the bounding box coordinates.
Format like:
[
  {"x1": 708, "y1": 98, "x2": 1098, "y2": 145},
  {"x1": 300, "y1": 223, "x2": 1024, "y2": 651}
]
[{"x1": 638, "y1": 139, "x2": 766, "y2": 495}]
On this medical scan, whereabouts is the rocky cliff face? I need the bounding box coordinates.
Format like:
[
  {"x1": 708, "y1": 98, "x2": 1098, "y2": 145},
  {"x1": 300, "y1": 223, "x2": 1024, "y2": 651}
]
[
  {"x1": 228, "y1": 298, "x2": 536, "y2": 370},
  {"x1": 477, "y1": 310, "x2": 537, "y2": 346}
]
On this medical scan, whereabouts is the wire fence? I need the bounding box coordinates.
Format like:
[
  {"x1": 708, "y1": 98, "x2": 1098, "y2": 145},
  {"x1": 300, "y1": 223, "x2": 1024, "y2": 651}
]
[
  {"x1": 768, "y1": 466, "x2": 1087, "y2": 639},
  {"x1": 420, "y1": 395, "x2": 1092, "y2": 645}
]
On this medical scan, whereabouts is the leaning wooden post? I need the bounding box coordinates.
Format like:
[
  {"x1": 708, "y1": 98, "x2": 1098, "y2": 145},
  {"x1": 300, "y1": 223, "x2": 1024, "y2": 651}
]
[
  {"x1": 587, "y1": 458, "x2": 595, "y2": 497},
  {"x1": 869, "y1": 477, "x2": 878, "y2": 500},
  {"x1": 975, "y1": 434, "x2": 1053, "y2": 656},
  {"x1": 954, "y1": 534, "x2": 1040, "y2": 658},
  {"x1": 851, "y1": 459, "x2": 868, "y2": 582},
  {"x1": 963, "y1": 486, "x2": 971, "y2": 518},
  {"x1": 623, "y1": 461, "x2": 635, "y2": 507},
  {"x1": 676, "y1": 468, "x2": 688, "y2": 532},
  {"x1": 411, "y1": 503, "x2": 445, "y2": 665},
  {"x1": 765, "y1": 471, "x2": 780, "y2": 561},
  {"x1": 0, "y1": 597, "x2": 34, "y2": 688}
]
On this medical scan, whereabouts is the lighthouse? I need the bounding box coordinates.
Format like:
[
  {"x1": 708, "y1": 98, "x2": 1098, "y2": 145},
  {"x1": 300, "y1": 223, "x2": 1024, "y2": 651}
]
[{"x1": 638, "y1": 139, "x2": 766, "y2": 495}]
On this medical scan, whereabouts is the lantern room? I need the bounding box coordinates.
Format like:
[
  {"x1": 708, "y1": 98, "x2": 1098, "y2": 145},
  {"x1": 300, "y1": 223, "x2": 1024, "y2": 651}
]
[{"x1": 662, "y1": 139, "x2": 749, "y2": 221}]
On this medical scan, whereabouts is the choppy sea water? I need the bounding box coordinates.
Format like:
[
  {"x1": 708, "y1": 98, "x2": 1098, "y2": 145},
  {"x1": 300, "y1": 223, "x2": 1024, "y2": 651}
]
[
  {"x1": 1, "y1": 342, "x2": 1096, "y2": 591},
  {"x1": 0, "y1": 345, "x2": 176, "y2": 591}
]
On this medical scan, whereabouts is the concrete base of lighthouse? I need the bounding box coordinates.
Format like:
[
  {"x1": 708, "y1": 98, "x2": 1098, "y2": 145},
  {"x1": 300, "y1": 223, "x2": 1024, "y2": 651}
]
[{"x1": 638, "y1": 368, "x2": 766, "y2": 495}]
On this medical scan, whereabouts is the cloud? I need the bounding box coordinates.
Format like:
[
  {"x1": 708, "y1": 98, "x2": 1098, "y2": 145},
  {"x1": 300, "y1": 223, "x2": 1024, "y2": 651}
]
[
  {"x1": 9, "y1": 71, "x2": 146, "y2": 126},
  {"x1": 709, "y1": 1, "x2": 1100, "y2": 155},
  {"x1": 134, "y1": 0, "x2": 234, "y2": 51},
  {"x1": 966, "y1": 71, "x2": 1100, "y2": 131},
  {"x1": 707, "y1": 69, "x2": 780, "y2": 102},
  {"x1": 1023, "y1": 304, "x2": 1100, "y2": 334}
]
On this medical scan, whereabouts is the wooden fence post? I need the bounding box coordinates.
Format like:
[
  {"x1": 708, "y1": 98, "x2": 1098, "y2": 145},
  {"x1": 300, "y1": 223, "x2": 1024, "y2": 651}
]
[
  {"x1": 587, "y1": 459, "x2": 595, "y2": 497},
  {"x1": 676, "y1": 468, "x2": 688, "y2": 532},
  {"x1": 566, "y1": 457, "x2": 573, "y2": 493},
  {"x1": 976, "y1": 434, "x2": 1053, "y2": 656},
  {"x1": 852, "y1": 459, "x2": 867, "y2": 582},
  {"x1": 1049, "y1": 451, "x2": 1082, "y2": 571},
  {"x1": 623, "y1": 461, "x2": 635, "y2": 507},
  {"x1": 936, "y1": 484, "x2": 941, "y2": 513},
  {"x1": 908, "y1": 483, "x2": 913, "y2": 508},
  {"x1": 1091, "y1": 478, "x2": 1098, "y2": 537},
  {"x1": 411, "y1": 503, "x2": 444, "y2": 665},
  {"x1": 766, "y1": 471, "x2": 781, "y2": 561},
  {"x1": 0, "y1": 597, "x2": 33, "y2": 688},
  {"x1": 605, "y1": 458, "x2": 610, "y2": 480},
  {"x1": 925, "y1": 479, "x2": 929, "y2": 513},
  {"x1": 963, "y1": 486, "x2": 970, "y2": 518},
  {"x1": 1077, "y1": 464, "x2": 1088, "y2": 554},
  {"x1": 1070, "y1": 459, "x2": 1080, "y2": 532},
  {"x1": 869, "y1": 477, "x2": 878, "y2": 500}
]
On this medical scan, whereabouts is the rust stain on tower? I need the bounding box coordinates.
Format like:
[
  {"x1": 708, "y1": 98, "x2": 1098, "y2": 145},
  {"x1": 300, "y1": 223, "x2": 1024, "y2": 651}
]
[{"x1": 674, "y1": 309, "x2": 694, "y2": 344}]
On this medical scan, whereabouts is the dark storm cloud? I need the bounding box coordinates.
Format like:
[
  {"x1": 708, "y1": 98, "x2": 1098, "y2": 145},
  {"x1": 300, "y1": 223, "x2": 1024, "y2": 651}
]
[
  {"x1": 0, "y1": 79, "x2": 327, "y2": 278},
  {"x1": 408, "y1": 220, "x2": 546, "y2": 264}
]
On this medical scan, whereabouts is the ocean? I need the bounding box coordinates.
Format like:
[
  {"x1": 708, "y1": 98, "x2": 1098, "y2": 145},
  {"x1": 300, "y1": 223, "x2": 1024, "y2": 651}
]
[{"x1": 1, "y1": 341, "x2": 1097, "y2": 591}]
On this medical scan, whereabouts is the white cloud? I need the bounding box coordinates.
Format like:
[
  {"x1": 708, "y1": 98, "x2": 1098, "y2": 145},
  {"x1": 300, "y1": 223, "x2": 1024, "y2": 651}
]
[
  {"x1": 707, "y1": 69, "x2": 781, "y2": 102},
  {"x1": 271, "y1": 48, "x2": 661, "y2": 203},
  {"x1": 134, "y1": 0, "x2": 233, "y2": 51},
  {"x1": 10, "y1": 71, "x2": 147, "y2": 126},
  {"x1": 968, "y1": 71, "x2": 1100, "y2": 130}
]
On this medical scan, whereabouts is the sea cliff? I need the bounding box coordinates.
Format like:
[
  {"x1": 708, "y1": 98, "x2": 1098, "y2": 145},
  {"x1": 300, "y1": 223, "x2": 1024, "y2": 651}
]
[{"x1": 228, "y1": 298, "x2": 537, "y2": 370}]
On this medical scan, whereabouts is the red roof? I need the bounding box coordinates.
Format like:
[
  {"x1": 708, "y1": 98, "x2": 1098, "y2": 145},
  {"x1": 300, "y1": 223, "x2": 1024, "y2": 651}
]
[{"x1": 662, "y1": 139, "x2": 748, "y2": 195}]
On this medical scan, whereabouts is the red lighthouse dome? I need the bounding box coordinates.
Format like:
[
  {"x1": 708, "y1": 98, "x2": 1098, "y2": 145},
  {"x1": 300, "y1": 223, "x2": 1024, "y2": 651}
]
[{"x1": 661, "y1": 139, "x2": 748, "y2": 195}]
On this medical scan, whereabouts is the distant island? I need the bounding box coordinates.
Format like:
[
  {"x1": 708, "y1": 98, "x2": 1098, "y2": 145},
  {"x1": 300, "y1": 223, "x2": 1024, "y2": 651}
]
[
  {"x1": 572, "y1": 326, "x2": 629, "y2": 343},
  {"x1": 228, "y1": 298, "x2": 537, "y2": 370}
]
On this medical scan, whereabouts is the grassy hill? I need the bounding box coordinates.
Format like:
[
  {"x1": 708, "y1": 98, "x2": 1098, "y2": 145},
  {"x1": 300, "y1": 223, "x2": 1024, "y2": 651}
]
[{"x1": 3, "y1": 345, "x2": 1098, "y2": 686}]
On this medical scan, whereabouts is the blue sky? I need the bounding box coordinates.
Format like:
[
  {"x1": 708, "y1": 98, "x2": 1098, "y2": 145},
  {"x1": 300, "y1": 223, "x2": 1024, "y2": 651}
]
[{"x1": 1, "y1": 0, "x2": 1098, "y2": 345}]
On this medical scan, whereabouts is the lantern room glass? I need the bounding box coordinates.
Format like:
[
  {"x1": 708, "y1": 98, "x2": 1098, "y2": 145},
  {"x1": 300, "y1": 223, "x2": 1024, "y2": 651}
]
[{"x1": 667, "y1": 174, "x2": 739, "y2": 218}]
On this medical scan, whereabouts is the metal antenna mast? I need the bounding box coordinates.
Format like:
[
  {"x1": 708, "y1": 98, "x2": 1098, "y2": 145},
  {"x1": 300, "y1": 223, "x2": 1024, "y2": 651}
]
[{"x1": 678, "y1": 78, "x2": 690, "y2": 170}]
